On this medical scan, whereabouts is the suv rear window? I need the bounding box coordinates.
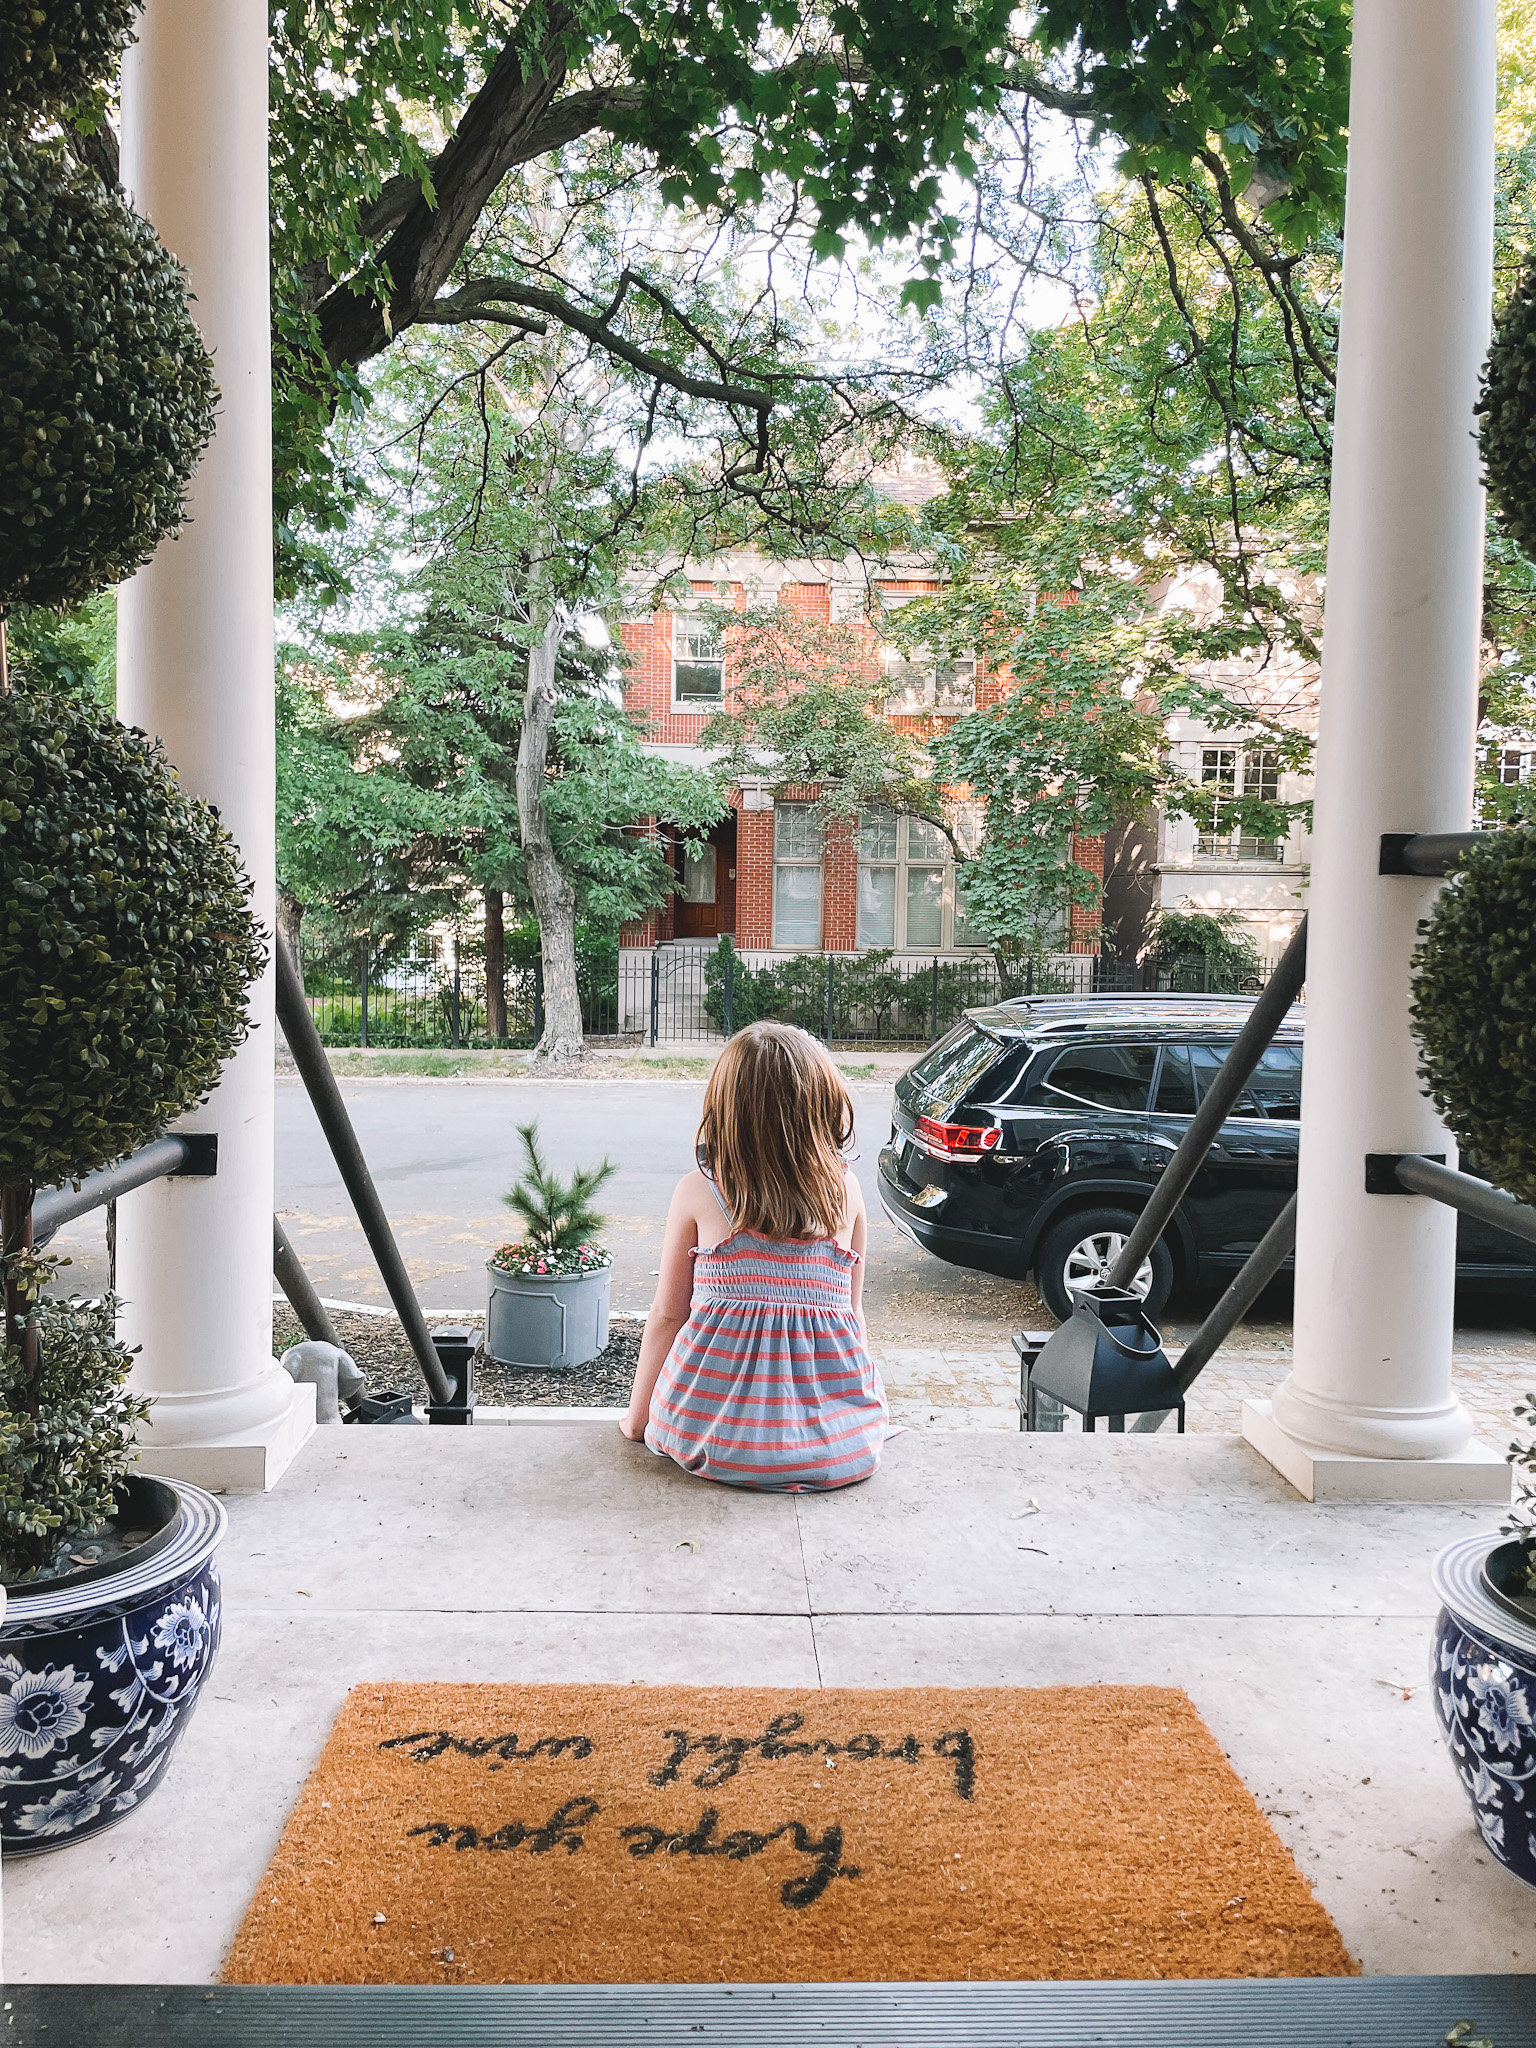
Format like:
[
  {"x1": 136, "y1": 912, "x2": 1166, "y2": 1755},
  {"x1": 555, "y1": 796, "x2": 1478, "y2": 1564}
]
[
  {"x1": 1182, "y1": 1042, "x2": 1303, "y2": 1120},
  {"x1": 904, "y1": 1025, "x2": 1008, "y2": 1111},
  {"x1": 1034, "y1": 1044, "x2": 1157, "y2": 1111}
]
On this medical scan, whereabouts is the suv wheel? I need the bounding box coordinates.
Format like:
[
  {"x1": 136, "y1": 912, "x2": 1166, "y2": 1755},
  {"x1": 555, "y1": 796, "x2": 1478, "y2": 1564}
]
[{"x1": 1035, "y1": 1206, "x2": 1174, "y2": 1323}]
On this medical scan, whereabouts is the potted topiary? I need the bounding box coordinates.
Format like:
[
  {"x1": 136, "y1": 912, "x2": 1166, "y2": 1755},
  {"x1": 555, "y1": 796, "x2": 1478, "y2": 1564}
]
[
  {"x1": 1430, "y1": 1399, "x2": 1536, "y2": 1892},
  {"x1": 487, "y1": 1122, "x2": 615, "y2": 1372},
  {"x1": 0, "y1": 26, "x2": 255, "y2": 1857},
  {"x1": 1412, "y1": 830, "x2": 1536, "y2": 1890}
]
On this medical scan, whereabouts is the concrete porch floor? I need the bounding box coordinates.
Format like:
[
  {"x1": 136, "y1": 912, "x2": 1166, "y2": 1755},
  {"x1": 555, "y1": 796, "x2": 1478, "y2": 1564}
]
[{"x1": 7, "y1": 1427, "x2": 1533, "y2": 1983}]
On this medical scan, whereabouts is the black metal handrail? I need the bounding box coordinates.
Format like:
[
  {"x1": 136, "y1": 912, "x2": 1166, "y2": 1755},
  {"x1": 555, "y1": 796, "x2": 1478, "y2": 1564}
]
[
  {"x1": 273, "y1": 1217, "x2": 342, "y2": 1349},
  {"x1": 276, "y1": 936, "x2": 452, "y2": 1404},
  {"x1": 32, "y1": 1134, "x2": 216, "y2": 1240},
  {"x1": 1106, "y1": 915, "x2": 1308, "y2": 1292},
  {"x1": 1371, "y1": 1152, "x2": 1536, "y2": 1247},
  {"x1": 33, "y1": 1133, "x2": 349, "y2": 1356},
  {"x1": 1112, "y1": 826, "x2": 1517, "y2": 1432},
  {"x1": 1378, "y1": 830, "x2": 1495, "y2": 876}
]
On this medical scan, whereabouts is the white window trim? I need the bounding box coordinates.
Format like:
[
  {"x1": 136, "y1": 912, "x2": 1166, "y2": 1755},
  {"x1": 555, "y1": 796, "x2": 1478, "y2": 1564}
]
[
  {"x1": 872, "y1": 590, "x2": 976, "y2": 718},
  {"x1": 669, "y1": 611, "x2": 725, "y2": 713},
  {"x1": 856, "y1": 810, "x2": 988, "y2": 951},
  {"x1": 1196, "y1": 743, "x2": 1288, "y2": 863},
  {"x1": 772, "y1": 802, "x2": 824, "y2": 949}
]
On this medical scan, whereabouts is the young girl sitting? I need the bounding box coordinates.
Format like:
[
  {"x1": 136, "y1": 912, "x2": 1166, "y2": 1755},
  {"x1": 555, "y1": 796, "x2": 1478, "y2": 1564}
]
[{"x1": 620, "y1": 1021, "x2": 888, "y2": 1491}]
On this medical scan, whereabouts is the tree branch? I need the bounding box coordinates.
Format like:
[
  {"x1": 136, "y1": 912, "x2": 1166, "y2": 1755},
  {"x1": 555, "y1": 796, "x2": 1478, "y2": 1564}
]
[
  {"x1": 65, "y1": 119, "x2": 120, "y2": 189},
  {"x1": 421, "y1": 279, "x2": 774, "y2": 416}
]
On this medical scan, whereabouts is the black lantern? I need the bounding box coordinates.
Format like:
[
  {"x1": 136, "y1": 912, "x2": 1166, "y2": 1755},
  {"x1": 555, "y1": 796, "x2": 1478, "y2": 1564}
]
[{"x1": 1024, "y1": 1287, "x2": 1185, "y2": 1433}]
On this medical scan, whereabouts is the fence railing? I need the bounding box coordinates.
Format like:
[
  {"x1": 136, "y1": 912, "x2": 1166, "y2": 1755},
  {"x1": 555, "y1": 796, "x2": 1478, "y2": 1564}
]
[
  {"x1": 620, "y1": 944, "x2": 1275, "y2": 1048},
  {"x1": 295, "y1": 937, "x2": 618, "y2": 1048},
  {"x1": 295, "y1": 935, "x2": 1274, "y2": 1051}
]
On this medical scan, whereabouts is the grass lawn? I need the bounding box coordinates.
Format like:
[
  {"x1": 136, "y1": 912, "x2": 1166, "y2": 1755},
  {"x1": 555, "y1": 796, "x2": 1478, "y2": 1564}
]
[{"x1": 292, "y1": 1048, "x2": 894, "y2": 1082}]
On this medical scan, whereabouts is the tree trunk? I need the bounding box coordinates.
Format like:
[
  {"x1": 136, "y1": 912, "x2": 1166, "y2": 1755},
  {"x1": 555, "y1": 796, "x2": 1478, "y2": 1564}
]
[
  {"x1": 517, "y1": 615, "x2": 583, "y2": 1062},
  {"x1": 484, "y1": 885, "x2": 508, "y2": 1042},
  {"x1": 276, "y1": 885, "x2": 306, "y2": 962}
]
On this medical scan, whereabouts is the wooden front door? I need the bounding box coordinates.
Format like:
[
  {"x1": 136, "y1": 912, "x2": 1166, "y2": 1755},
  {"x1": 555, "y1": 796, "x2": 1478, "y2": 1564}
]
[
  {"x1": 675, "y1": 840, "x2": 720, "y2": 939},
  {"x1": 674, "y1": 820, "x2": 737, "y2": 940}
]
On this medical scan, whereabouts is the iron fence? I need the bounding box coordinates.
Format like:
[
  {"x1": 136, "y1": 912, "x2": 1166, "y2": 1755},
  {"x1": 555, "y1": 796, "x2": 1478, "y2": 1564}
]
[
  {"x1": 619, "y1": 944, "x2": 1275, "y2": 1047},
  {"x1": 295, "y1": 935, "x2": 1273, "y2": 1050},
  {"x1": 295, "y1": 937, "x2": 619, "y2": 1047}
]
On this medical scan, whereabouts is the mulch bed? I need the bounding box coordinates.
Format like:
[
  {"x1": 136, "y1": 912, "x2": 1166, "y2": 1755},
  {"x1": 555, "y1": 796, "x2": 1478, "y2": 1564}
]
[
  {"x1": 224, "y1": 1681, "x2": 1357, "y2": 1987},
  {"x1": 271, "y1": 1308, "x2": 640, "y2": 1409}
]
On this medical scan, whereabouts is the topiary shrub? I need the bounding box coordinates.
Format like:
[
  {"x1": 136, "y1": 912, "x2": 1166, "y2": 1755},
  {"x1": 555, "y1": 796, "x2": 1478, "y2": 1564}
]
[
  {"x1": 1477, "y1": 264, "x2": 1536, "y2": 562},
  {"x1": 0, "y1": 0, "x2": 137, "y2": 120},
  {"x1": 0, "y1": 692, "x2": 266, "y2": 1196},
  {"x1": 0, "y1": 693, "x2": 264, "y2": 1580},
  {"x1": 1410, "y1": 827, "x2": 1536, "y2": 1205},
  {"x1": 0, "y1": 136, "x2": 217, "y2": 612},
  {"x1": 0, "y1": 1279, "x2": 148, "y2": 1583}
]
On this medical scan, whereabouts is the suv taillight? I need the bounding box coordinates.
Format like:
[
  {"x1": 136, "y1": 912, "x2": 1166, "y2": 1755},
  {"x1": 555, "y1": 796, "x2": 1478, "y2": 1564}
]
[{"x1": 916, "y1": 1115, "x2": 1001, "y2": 1160}]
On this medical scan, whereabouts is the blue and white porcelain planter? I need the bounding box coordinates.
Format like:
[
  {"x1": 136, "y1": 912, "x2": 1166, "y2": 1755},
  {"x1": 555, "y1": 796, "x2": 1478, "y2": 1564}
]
[
  {"x1": 0, "y1": 1475, "x2": 226, "y2": 1857},
  {"x1": 1431, "y1": 1531, "x2": 1536, "y2": 1890}
]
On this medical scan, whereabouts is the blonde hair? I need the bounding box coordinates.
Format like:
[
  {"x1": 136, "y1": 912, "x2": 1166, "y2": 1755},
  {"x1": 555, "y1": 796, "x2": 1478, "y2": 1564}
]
[{"x1": 697, "y1": 1023, "x2": 854, "y2": 1241}]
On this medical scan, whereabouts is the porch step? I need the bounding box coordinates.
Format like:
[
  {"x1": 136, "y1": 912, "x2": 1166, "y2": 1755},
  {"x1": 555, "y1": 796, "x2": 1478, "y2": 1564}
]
[{"x1": 12, "y1": 1978, "x2": 1535, "y2": 2046}]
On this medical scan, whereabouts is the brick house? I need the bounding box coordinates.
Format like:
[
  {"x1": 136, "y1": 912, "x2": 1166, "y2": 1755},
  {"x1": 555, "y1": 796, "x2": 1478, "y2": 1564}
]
[
  {"x1": 617, "y1": 507, "x2": 1316, "y2": 977},
  {"x1": 617, "y1": 549, "x2": 1020, "y2": 961}
]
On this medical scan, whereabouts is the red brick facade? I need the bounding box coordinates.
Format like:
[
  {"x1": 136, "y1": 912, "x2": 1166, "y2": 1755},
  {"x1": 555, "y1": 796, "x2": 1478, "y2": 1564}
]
[{"x1": 619, "y1": 577, "x2": 1104, "y2": 953}]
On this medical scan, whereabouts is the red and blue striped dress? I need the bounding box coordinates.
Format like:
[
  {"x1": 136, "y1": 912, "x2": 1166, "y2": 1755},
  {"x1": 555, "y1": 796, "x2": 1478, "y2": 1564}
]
[{"x1": 644, "y1": 1209, "x2": 889, "y2": 1492}]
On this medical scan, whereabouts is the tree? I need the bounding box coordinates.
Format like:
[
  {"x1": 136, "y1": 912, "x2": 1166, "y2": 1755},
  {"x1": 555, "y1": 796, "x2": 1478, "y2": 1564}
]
[
  {"x1": 700, "y1": 599, "x2": 949, "y2": 834},
  {"x1": 277, "y1": 400, "x2": 726, "y2": 1055},
  {"x1": 59, "y1": 5, "x2": 1352, "y2": 592}
]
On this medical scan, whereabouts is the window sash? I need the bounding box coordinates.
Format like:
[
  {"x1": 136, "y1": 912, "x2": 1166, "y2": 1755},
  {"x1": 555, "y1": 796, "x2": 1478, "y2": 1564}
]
[
  {"x1": 773, "y1": 802, "x2": 822, "y2": 946},
  {"x1": 672, "y1": 619, "x2": 724, "y2": 703},
  {"x1": 879, "y1": 647, "x2": 977, "y2": 715},
  {"x1": 1198, "y1": 745, "x2": 1285, "y2": 859},
  {"x1": 854, "y1": 809, "x2": 986, "y2": 950}
]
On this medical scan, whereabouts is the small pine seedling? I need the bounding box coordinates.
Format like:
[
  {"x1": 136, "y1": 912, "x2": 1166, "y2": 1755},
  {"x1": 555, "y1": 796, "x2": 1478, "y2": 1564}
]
[{"x1": 501, "y1": 1120, "x2": 615, "y2": 1255}]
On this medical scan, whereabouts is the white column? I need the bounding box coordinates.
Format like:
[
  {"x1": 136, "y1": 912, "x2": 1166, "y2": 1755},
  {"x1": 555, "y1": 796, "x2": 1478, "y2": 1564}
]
[
  {"x1": 116, "y1": 0, "x2": 314, "y2": 1490},
  {"x1": 1242, "y1": 0, "x2": 1506, "y2": 1502}
]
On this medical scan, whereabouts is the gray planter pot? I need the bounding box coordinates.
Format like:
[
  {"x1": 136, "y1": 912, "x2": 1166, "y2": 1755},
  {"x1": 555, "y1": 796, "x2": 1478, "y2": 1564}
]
[{"x1": 486, "y1": 1260, "x2": 611, "y2": 1372}]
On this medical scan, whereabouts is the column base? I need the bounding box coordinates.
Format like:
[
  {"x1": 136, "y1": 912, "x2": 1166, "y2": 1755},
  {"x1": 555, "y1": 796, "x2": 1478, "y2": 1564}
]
[
  {"x1": 133, "y1": 1379, "x2": 318, "y2": 1493},
  {"x1": 1241, "y1": 1398, "x2": 1510, "y2": 1503}
]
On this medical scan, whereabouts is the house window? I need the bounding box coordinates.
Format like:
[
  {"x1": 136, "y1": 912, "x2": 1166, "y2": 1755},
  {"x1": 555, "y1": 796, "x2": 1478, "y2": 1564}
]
[
  {"x1": 856, "y1": 809, "x2": 987, "y2": 950},
  {"x1": 1197, "y1": 746, "x2": 1285, "y2": 859},
  {"x1": 773, "y1": 802, "x2": 823, "y2": 947},
  {"x1": 879, "y1": 648, "x2": 977, "y2": 716},
  {"x1": 1498, "y1": 746, "x2": 1535, "y2": 785},
  {"x1": 672, "y1": 619, "x2": 724, "y2": 706},
  {"x1": 874, "y1": 590, "x2": 975, "y2": 715}
]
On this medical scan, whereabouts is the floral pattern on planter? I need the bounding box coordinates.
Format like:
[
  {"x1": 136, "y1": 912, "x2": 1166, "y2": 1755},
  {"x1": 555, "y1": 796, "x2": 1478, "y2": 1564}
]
[
  {"x1": 0, "y1": 1479, "x2": 226, "y2": 1857},
  {"x1": 1431, "y1": 1532, "x2": 1536, "y2": 1892}
]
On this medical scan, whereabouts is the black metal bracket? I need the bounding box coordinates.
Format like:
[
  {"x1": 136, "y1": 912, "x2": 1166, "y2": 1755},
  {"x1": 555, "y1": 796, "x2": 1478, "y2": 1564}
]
[
  {"x1": 1379, "y1": 831, "x2": 1493, "y2": 876},
  {"x1": 426, "y1": 1326, "x2": 476, "y2": 1425},
  {"x1": 1365, "y1": 1151, "x2": 1445, "y2": 1193},
  {"x1": 169, "y1": 1133, "x2": 219, "y2": 1177}
]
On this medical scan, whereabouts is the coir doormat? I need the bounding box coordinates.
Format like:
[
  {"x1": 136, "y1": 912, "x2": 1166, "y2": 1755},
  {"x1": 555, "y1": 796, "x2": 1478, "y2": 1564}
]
[{"x1": 223, "y1": 1684, "x2": 1355, "y2": 1985}]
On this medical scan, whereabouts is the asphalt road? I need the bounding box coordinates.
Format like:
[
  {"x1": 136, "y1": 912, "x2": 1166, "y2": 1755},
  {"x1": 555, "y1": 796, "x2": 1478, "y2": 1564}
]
[
  {"x1": 47, "y1": 1076, "x2": 1040, "y2": 1347},
  {"x1": 45, "y1": 1074, "x2": 1534, "y2": 1354}
]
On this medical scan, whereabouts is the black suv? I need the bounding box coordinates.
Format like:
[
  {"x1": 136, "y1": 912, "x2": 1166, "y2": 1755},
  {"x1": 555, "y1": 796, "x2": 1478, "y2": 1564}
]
[{"x1": 878, "y1": 995, "x2": 1536, "y2": 1320}]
